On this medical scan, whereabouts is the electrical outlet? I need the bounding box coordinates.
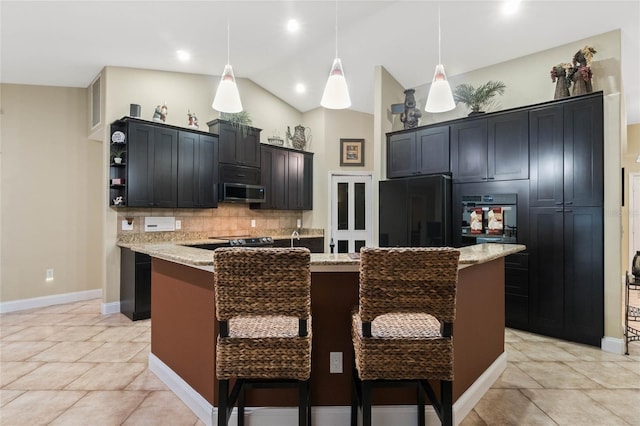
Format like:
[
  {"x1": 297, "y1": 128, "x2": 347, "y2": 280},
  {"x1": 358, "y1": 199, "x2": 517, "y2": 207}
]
[
  {"x1": 330, "y1": 352, "x2": 343, "y2": 374},
  {"x1": 46, "y1": 269, "x2": 54, "y2": 281},
  {"x1": 251, "y1": 219, "x2": 256, "y2": 228},
  {"x1": 121, "y1": 220, "x2": 133, "y2": 231},
  {"x1": 175, "y1": 220, "x2": 182, "y2": 230},
  {"x1": 297, "y1": 219, "x2": 302, "y2": 228}
]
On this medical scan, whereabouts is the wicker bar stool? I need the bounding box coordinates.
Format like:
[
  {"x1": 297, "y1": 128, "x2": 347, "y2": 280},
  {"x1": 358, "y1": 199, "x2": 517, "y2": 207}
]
[
  {"x1": 214, "y1": 247, "x2": 312, "y2": 426},
  {"x1": 351, "y1": 247, "x2": 460, "y2": 426}
]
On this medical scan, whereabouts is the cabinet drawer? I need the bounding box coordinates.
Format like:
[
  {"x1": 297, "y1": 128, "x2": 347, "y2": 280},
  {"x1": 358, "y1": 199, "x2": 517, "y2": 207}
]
[
  {"x1": 505, "y1": 252, "x2": 528, "y2": 269},
  {"x1": 219, "y1": 164, "x2": 261, "y2": 185}
]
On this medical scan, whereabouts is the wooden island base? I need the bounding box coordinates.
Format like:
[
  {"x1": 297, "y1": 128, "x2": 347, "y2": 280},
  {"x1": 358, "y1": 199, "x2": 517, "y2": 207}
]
[{"x1": 146, "y1": 247, "x2": 517, "y2": 425}]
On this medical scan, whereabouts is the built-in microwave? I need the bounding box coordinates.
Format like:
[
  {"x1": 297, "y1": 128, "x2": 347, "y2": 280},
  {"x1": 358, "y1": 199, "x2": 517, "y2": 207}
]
[
  {"x1": 219, "y1": 183, "x2": 266, "y2": 203},
  {"x1": 461, "y1": 193, "x2": 517, "y2": 245}
]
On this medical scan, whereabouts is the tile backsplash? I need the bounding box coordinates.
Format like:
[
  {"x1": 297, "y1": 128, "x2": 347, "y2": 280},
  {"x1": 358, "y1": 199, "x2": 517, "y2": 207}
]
[{"x1": 117, "y1": 204, "x2": 302, "y2": 237}]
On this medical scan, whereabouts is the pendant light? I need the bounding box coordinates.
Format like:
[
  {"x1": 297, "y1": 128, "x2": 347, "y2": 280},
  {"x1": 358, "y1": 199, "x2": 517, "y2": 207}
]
[
  {"x1": 320, "y1": 0, "x2": 351, "y2": 109},
  {"x1": 425, "y1": 4, "x2": 455, "y2": 113},
  {"x1": 212, "y1": 20, "x2": 243, "y2": 113}
]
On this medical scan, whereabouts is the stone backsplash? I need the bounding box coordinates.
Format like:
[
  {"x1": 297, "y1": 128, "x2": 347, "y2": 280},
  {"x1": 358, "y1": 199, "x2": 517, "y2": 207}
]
[{"x1": 116, "y1": 203, "x2": 318, "y2": 240}]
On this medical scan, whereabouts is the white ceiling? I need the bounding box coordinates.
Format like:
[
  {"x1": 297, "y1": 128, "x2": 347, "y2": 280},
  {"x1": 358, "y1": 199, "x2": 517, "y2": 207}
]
[{"x1": 1, "y1": 1, "x2": 639, "y2": 124}]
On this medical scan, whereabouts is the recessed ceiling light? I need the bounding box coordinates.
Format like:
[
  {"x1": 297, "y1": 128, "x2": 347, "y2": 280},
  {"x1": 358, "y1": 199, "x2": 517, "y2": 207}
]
[
  {"x1": 295, "y1": 83, "x2": 306, "y2": 94},
  {"x1": 176, "y1": 50, "x2": 190, "y2": 62},
  {"x1": 502, "y1": 0, "x2": 521, "y2": 15},
  {"x1": 287, "y1": 19, "x2": 300, "y2": 33}
]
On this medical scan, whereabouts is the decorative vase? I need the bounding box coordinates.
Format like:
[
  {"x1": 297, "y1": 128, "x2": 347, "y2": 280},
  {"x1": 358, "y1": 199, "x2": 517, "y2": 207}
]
[
  {"x1": 554, "y1": 76, "x2": 570, "y2": 99},
  {"x1": 633, "y1": 251, "x2": 640, "y2": 279},
  {"x1": 572, "y1": 73, "x2": 592, "y2": 97}
]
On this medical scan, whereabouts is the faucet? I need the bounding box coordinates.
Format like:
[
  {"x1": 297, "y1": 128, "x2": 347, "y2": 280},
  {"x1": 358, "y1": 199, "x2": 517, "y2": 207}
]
[{"x1": 291, "y1": 230, "x2": 300, "y2": 248}]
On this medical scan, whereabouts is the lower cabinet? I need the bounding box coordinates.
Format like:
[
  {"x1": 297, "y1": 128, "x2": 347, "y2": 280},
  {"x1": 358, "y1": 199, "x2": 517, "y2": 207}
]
[
  {"x1": 120, "y1": 248, "x2": 151, "y2": 321},
  {"x1": 505, "y1": 253, "x2": 529, "y2": 329},
  {"x1": 529, "y1": 206, "x2": 604, "y2": 346}
]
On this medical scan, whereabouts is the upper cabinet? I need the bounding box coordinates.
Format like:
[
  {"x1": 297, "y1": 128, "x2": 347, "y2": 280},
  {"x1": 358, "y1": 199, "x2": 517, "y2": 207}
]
[
  {"x1": 450, "y1": 110, "x2": 528, "y2": 183},
  {"x1": 207, "y1": 119, "x2": 261, "y2": 168},
  {"x1": 127, "y1": 121, "x2": 178, "y2": 208},
  {"x1": 387, "y1": 126, "x2": 449, "y2": 178},
  {"x1": 110, "y1": 117, "x2": 220, "y2": 209},
  {"x1": 256, "y1": 145, "x2": 313, "y2": 211},
  {"x1": 529, "y1": 95, "x2": 603, "y2": 207},
  {"x1": 177, "y1": 132, "x2": 218, "y2": 208}
]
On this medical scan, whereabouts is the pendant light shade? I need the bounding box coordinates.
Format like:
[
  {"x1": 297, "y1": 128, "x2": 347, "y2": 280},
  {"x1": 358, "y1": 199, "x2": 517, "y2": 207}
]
[
  {"x1": 425, "y1": 4, "x2": 455, "y2": 113},
  {"x1": 321, "y1": 0, "x2": 351, "y2": 109},
  {"x1": 321, "y1": 57, "x2": 351, "y2": 109},
  {"x1": 212, "y1": 64, "x2": 242, "y2": 113},
  {"x1": 425, "y1": 63, "x2": 455, "y2": 112},
  {"x1": 212, "y1": 21, "x2": 243, "y2": 113}
]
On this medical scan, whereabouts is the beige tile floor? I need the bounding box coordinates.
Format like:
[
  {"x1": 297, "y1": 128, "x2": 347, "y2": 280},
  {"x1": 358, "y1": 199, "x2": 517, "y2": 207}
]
[{"x1": 1, "y1": 299, "x2": 639, "y2": 425}]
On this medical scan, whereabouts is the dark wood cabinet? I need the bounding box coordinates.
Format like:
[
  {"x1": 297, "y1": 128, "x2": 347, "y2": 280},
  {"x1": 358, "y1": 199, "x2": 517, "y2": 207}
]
[
  {"x1": 505, "y1": 252, "x2": 530, "y2": 329},
  {"x1": 177, "y1": 132, "x2": 218, "y2": 208},
  {"x1": 528, "y1": 94, "x2": 604, "y2": 346},
  {"x1": 450, "y1": 119, "x2": 487, "y2": 182},
  {"x1": 529, "y1": 96, "x2": 603, "y2": 207},
  {"x1": 387, "y1": 126, "x2": 449, "y2": 178},
  {"x1": 256, "y1": 145, "x2": 313, "y2": 210},
  {"x1": 120, "y1": 247, "x2": 151, "y2": 320},
  {"x1": 127, "y1": 121, "x2": 178, "y2": 208},
  {"x1": 451, "y1": 111, "x2": 528, "y2": 183},
  {"x1": 273, "y1": 236, "x2": 325, "y2": 253},
  {"x1": 207, "y1": 119, "x2": 261, "y2": 168}
]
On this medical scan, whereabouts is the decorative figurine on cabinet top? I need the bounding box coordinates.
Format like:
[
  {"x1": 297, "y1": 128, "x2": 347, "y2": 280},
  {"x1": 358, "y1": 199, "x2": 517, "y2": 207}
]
[
  {"x1": 400, "y1": 89, "x2": 422, "y2": 129},
  {"x1": 153, "y1": 102, "x2": 168, "y2": 122},
  {"x1": 188, "y1": 110, "x2": 199, "y2": 129}
]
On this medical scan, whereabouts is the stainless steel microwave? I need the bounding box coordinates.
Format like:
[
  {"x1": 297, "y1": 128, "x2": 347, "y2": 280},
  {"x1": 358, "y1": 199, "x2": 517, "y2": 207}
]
[{"x1": 219, "y1": 182, "x2": 266, "y2": 203}]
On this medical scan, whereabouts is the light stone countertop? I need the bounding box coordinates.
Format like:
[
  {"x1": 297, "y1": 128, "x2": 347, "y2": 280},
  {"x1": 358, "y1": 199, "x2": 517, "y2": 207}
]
[{"x1": 124, "y1": 242, "x2": 525, "y2": 273}]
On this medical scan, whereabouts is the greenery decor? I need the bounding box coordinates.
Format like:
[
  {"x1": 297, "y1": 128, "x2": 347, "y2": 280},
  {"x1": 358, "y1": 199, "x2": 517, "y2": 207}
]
[
  {"x1": 220, "y1": 110, "x2": 253, "y2": 137},
  {"x1": 453, "y1": 81, "x2": 506, "y2": 115}
]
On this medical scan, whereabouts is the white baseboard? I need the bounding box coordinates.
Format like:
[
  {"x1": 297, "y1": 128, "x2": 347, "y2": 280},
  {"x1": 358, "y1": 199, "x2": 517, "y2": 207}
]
[
  {"x1": 101, "y1": 301, "x2": 120, "y2": 315},
  {"x1": 148, "y1": 351, "x2": 507, "y2": 426},
  {"x1": 149, "y1": 353, "x2": 214, "y2": 425},
  {"x1": 0, "y1": 289, "x2": 102, "y2": 314},
  {"x1": 601, "y1": 336, "x2": 625, "y2": 354}
]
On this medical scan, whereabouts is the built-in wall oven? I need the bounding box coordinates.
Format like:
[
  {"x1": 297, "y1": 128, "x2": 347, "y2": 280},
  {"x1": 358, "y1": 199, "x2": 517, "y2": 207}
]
[{"x1": 460, "y1": 193, "x2": 518, "y2": 246}]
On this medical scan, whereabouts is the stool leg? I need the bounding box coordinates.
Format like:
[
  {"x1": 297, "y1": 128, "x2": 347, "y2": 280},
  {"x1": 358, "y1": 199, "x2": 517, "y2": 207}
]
[
  {"x1": 350, "y1": 374, "x2": 359, "y2": 426},
  {"x1": 417, "y1": 381, "x2": 425, "y2": 426},
  {"x1": 238, "y1": 382, "x2": 245, "y2": 426},
  {"x1": 442, "y1": 380, "x2": 453, "y2": 426},
  {"x1": 299, "y1": 379, "x2": 310, "y2": 426},
  {"x1": 218, "y1": 379, "x2": 229, "y2": 426},
  {"x1": 362, "y1": 380, "x2": 372, "y2": 426}
]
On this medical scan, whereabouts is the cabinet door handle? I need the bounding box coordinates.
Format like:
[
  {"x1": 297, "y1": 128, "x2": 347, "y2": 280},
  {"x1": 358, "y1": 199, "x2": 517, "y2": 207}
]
[
  {"x1": 555, "y1": 202, "x2": 563, "y2": 205},
  {"x1": 487, "y1": 177, "x2": 495, "y2": 180},
  {"x1": 565, "y1": 201, "x2": 573, "y2": 205},
  {"x1": 236, "y1": 174, "x2": 246, "y2": 177},
  {"x1": 565, "y1": 209, "x2": 573, "y2": 212},
  {"x1": 555, "y1": 209, "x2": 564, "y2": 212}
]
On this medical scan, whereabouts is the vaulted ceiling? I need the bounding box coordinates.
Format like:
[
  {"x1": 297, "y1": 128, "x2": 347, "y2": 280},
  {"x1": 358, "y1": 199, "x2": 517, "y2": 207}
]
[{"x1": 1, "y1": 1, "x2": 638, "y2": 123}]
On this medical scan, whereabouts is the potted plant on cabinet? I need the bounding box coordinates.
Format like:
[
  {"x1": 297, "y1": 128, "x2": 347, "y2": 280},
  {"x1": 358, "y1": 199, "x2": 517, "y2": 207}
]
[
  {"x1": 453, "y1": 80, "x2": 506, "y2": 116},
  {"x1": 112, "y1": 145, "x2": 126, "y2": 164},
  {"x1": 220, "y1": 110, "x2": 252, "y2": 137}
]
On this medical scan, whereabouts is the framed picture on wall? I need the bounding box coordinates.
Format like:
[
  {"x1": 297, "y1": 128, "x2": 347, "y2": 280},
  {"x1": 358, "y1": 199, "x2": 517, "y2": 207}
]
[{"x1": 340, "y1": 139, "x2": 365, "y2": 166}]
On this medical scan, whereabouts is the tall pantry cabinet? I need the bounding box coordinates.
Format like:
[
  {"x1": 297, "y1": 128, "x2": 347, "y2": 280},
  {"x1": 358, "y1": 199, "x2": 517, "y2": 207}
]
[{"x1": 528, "y1": 94, "x2": 604, "y2": 346}]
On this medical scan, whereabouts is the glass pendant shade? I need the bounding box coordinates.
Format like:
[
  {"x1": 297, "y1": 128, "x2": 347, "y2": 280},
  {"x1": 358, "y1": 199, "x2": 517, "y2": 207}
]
[
  {"x1": 320, "y1": 58, "x2": 351, "y2": 109},
  {"x1": 425, "y1": 64, "x2": 455, "y2": 113},
  {"x1": 212, "y1": 64, "x2": 243, "y2": 113}
]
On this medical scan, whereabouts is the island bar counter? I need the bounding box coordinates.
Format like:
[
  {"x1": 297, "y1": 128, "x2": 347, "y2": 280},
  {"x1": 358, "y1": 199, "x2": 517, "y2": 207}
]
[{"x1": 140, "y1": 243, "x2": 525, "y2": 423}]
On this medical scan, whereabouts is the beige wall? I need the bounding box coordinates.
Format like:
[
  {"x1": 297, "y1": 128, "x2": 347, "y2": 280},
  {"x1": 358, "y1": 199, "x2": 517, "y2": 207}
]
[
  {"x1": 0, "y1": 84, "x2": 103, "y2": 302},
  {"x1": 622, "y1": 124, "x2": 640, "y2": 272}
]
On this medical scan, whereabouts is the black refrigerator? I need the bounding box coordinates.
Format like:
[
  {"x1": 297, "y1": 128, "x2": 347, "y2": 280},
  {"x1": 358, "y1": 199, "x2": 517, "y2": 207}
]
[{"x1": 379, "y1": 174, "x2": 452, "y2": 247}]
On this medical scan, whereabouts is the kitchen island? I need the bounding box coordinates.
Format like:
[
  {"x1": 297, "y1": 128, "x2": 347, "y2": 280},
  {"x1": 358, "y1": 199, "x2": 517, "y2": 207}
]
[{"x1": 130, "y1": 243, "x2": 524, "y2": 425}]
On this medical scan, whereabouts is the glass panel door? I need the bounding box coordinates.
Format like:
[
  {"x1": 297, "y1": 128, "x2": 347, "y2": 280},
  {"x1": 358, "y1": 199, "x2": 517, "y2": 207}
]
[{"x1": 330, "y1": 174, "x2": 373, "y2": 253}]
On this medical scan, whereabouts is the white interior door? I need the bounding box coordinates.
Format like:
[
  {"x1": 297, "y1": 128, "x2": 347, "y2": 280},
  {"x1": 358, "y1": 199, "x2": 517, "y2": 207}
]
[{"x1": 329, "y1": 173, "x2": 373, "y2": 253}]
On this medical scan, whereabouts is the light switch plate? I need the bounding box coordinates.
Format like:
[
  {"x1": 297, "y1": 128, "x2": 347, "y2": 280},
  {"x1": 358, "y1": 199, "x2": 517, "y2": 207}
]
[
  {"x1": 330, "y1": 352, "x2": 343, "y2": 374},
  {"x1": 251, "y1": 219, "x2": 256, "y2": 228},
  {"x1": 122, "y1": 220, "x2": 133, "y2": 231},
  {"x1": 175, "y1": 220, "x2": 182, "y2": 230},
  {"x1": 297, "y1": 219, "x2": 302, "y2": 228}
]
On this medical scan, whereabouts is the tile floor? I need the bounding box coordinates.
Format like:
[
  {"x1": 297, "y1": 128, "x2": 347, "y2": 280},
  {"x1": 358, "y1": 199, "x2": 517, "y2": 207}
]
[{"x1": 1, "y1": 299, "x2": 639, "y2": 425}]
